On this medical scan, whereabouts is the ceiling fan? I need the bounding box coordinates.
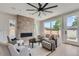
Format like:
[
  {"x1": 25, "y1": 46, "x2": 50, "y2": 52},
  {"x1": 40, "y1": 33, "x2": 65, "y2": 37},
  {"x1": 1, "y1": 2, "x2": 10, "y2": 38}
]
[{"x1": 27, "y1": 3, "x2": 58, "y2": 16}]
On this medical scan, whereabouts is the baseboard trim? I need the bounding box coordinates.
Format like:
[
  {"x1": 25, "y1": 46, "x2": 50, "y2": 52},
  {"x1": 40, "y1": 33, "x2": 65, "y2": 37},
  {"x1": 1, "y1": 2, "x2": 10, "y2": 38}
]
[{"x1": 64, "y1": 43, "x2": 79, "y2": 47}]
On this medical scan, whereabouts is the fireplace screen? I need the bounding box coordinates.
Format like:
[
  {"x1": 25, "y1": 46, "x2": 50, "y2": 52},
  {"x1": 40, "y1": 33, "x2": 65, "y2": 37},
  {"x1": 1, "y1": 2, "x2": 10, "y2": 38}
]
[{"x1": 20, "y1": 33, "x2": 32, "y2": 37}]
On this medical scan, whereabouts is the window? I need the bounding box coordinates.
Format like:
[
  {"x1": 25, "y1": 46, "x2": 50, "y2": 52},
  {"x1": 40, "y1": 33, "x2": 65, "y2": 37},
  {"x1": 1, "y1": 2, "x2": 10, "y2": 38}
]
[
  {"x1": 44, "y1": 21, "x2": 51, "y2": 29},
  {"x1": 9, "y1": 20, "x2": 16, "y2": 39},
  {"x1": 44, "y1": 21, "x2": 51, "y2": 34},
  {"x1": 44, "y1": 19, "x2": 62, "y2": 35},
  {"x1": 67, "y1": 16, "x2": 78, "y2": 27}
]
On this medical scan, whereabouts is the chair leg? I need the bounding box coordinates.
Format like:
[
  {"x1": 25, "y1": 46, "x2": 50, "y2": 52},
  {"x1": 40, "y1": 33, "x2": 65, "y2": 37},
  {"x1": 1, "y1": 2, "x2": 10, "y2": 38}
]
[
  {"x1": 29, "y1": 53, "x2": 31, "y2": 56},
  {"x1": 29, "y1": 42, "x2": 30, "y2": 46},
  {"x1": 38, "y1": 42, "x2": 40, "y2": 45}
]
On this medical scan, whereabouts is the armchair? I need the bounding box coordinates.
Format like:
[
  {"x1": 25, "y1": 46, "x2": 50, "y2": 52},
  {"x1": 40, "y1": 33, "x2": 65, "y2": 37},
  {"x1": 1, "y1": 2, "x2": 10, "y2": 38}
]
[
  {"x1": 8, "y1": 44, "x2": 31, "y2": 56},
  {"x1": 42, "y1": 35, "x2": 57, "y2": 51},
  {"x1": 42, "y1": 38, "x2": 56, "y2": 52}
]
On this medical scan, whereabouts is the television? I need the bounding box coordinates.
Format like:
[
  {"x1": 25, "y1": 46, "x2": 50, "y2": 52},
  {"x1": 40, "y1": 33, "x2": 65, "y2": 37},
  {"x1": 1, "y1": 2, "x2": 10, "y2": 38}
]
[{"x1": 20, "y1": 33, "x2": 32, "y2": 37}]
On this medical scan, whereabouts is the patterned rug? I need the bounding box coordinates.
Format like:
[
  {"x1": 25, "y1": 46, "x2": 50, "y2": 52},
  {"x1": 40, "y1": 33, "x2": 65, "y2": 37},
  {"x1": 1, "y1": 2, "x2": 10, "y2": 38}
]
[{"x1": 30, "y1": 43, "x2": 52, "y2": 56}]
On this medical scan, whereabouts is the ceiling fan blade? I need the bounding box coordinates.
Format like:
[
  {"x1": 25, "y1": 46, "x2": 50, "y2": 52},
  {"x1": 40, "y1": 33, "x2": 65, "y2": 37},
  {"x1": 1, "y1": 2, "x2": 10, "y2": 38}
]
[
  {"x1": 44, "y1": 11, "x2": 53, "y2": 13},
  {"x1": 44, "y1": 5, "x2": 58, "y2": 10},
  {"x1": 26, "y1": 9, "x2": 36, "y2": 11},
  {"x1": 42, "y1": 3, "x2": 48, "y2": 9},
  {"x1": 27, "y1": 3, "x2": 38, "y2": 9},
  {"x1": 38, "y1": 3, "x2": 42, "y2": 8}
]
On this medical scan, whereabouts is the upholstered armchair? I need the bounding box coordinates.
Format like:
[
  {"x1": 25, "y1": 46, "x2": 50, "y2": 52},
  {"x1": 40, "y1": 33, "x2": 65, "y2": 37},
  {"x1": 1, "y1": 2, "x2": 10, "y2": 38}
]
[
  {"x1": 49, "y1": 35, "x2": 57, "y2": 47},
  {"x1": 8, "y1": 44, "x2": 31, "y2": 56},
  {"x1": 41, "y1": 35, "x2": 57, "y2": 51},
  {"x1": 42, "y1": 39, "x2": 56, "y2": 52},
  {"x1": 45, "y1": 34, "x2": 50, "y2": 38},
  {"x1": 7, "y1": 36, "x2": 17, "y2": 44},
  {"x1": 37, "y1": 35, "x2": 44, "y2": 44}
]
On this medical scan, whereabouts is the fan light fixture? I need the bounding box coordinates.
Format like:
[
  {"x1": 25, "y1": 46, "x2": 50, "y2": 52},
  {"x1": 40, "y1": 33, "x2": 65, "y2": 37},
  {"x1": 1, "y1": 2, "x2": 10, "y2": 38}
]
[{"x1": 27, "y1": 3, "x2": 58, "y2": 16}]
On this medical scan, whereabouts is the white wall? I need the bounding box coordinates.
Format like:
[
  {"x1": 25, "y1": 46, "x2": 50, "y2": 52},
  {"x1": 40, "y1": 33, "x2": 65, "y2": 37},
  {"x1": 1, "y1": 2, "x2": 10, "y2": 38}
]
[
  {"x1": 0, "y1": 12, "x2": 17, "y2": 43},
  {"x1": 0, "y1": 44, "x2": 10, "y2": 56}
]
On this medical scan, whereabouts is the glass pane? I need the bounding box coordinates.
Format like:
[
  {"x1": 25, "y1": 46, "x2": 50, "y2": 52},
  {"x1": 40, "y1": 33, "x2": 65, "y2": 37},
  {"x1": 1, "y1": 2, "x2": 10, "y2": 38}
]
[
  {"x1": 44, "y1": 21, "x2": 51, "y2": 34},
  {"x1": 44, "y1": 19, "x2": 62, "y2": 35},
  {"x1": 44, "y1": 21, "x2": 51, "y2": 29},
  {"x1": 67, "y1": 29, "x2": 77, "y2": 42},
  {"x1": 9, "y1": 20, "x2": 16, "y2": 39},
  {"x1": 51, "y1": 21, "x2": 56, "y2": 29},
  {"x1": 67, "y1": 16, "x2": 78, "y2": 27},
  {"x1": 51, "y1": 20, "x2": 62, "y2": 35},
  {"x1": 66, "y1": 16, "x2": 78, "y2": 42},
  {"x1": 51, "y1": 20, "x2": 61, "y2": 30},
  {"x1": 51, "y1": 20, "x2": 58, "y2": 35}
]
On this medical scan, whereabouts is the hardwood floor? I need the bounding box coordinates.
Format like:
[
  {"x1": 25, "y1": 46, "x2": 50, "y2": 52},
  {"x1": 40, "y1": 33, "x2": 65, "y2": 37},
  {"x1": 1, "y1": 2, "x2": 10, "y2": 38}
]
[
  {"x1": 0, "y1": 44, "x2": 79, "y2": 56},
  {"x1": 49, "y1": 44, "x2": 79, "y2": 56}
]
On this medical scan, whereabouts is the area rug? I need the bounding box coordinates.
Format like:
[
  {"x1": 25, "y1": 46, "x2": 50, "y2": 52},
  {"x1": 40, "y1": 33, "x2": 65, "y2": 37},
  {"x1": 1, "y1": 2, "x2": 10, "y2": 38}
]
[{"x1": 30, "y1": 43, "x2": 52, "y2": 56}]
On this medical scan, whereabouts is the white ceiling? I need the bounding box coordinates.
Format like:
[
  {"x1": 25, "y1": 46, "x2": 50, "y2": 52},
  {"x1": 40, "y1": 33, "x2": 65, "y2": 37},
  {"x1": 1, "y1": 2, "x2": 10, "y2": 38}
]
[{"x1": 0, "y1": 3, "x2": 79, "y2": 20}]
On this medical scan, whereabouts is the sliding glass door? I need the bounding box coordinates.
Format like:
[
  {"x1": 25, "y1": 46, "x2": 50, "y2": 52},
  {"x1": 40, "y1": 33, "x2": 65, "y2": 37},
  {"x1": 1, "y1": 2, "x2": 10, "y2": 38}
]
[{"x1": 64, "y1": 15, "x2": 79, "y2": 45}]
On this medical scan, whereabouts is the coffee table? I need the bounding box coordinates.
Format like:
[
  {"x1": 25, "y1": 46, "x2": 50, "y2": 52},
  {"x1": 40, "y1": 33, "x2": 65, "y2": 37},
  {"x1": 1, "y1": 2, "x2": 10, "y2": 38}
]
[{"x1": 29, "y1": 38, "x2": 36, "y2": 48}]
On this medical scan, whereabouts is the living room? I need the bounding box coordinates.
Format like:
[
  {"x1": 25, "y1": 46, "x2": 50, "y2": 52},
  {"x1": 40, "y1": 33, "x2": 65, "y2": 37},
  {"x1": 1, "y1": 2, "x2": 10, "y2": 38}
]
[{"x1": 0, "y1": 3, "x2": 79, "y2": 56}]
